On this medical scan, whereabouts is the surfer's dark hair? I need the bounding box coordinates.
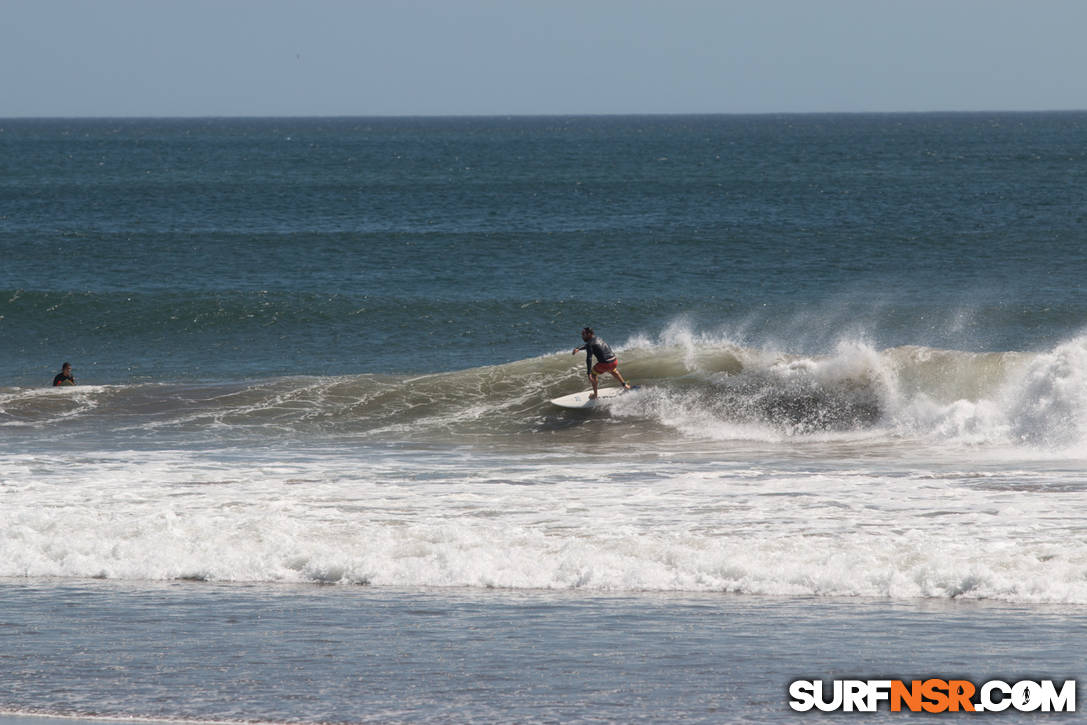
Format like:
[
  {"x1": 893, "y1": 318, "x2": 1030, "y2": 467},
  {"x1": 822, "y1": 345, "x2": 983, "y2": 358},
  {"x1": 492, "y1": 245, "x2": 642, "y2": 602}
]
[{"x1": 582, "y1": 327, "x2": 594, "y2": 336}]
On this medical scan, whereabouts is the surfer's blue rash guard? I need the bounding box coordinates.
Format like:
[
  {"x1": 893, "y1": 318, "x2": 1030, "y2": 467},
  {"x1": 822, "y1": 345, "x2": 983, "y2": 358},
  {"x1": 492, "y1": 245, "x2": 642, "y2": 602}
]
[{"x1": 576, "y1": 336, "x2": 617, "y2": 374}]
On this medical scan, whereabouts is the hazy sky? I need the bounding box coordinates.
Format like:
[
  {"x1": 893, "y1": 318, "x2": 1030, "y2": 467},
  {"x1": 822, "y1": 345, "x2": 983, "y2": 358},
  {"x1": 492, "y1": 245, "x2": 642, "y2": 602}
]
[{"x1": 4, "y1": 0, "x2": 1087, "y2": 117}]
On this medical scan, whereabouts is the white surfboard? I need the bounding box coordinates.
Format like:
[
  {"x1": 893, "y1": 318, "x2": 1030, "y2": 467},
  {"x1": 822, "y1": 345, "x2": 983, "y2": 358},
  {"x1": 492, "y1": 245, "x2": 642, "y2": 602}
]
[{"x1": 550, "y1": 386, "x2": 633, "y2": 409}]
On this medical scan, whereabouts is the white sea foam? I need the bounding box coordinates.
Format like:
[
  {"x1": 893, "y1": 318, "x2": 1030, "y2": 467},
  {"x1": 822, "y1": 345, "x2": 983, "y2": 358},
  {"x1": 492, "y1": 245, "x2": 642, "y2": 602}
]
[{"x1": 3, "y1": 445, "x2": 1085, "y2": 603}]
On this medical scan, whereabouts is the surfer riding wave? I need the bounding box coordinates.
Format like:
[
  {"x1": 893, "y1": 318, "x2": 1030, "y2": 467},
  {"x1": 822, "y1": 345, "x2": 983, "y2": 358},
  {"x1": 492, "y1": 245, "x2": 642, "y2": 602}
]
[{"x1": 572, "y1": 327, "x2": 631, "y2": 399}]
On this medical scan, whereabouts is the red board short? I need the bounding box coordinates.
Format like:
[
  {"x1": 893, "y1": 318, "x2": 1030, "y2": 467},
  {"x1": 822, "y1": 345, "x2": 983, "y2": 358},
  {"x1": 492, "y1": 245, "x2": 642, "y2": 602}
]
[{"x1": 592, "y1": 359, "x2": 618, "y2": 375}]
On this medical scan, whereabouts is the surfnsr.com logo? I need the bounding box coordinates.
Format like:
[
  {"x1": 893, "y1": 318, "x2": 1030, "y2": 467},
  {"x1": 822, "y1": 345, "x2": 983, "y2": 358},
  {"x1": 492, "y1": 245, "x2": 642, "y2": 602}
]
[{"x1": 789, "y1": 679, "x2": 1076, "y2": 713}]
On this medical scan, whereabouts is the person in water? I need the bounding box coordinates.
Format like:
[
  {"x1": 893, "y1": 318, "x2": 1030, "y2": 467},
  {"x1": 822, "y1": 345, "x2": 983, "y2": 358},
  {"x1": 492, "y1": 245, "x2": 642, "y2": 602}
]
[
  {"x1": 52, "y1": 362, "x2": 76, "y2": 387},
  {"x1": 572, "y1": 327, "x2": 631, "y2": 399}
]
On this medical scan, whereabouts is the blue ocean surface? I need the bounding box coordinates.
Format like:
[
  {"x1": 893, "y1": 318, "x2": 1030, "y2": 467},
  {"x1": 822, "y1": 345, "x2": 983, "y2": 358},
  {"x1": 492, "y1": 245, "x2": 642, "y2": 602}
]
[
  {"x1": 4, "y1": 114, "x2": 1087, "y2": 383},
  {"x1": 2, "y1": 114, "x2": 1087, "y2": 722}
]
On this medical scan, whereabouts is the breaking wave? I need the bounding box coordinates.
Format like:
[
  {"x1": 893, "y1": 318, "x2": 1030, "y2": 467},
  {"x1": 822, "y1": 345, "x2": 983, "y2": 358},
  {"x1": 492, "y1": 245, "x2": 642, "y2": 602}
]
[{"x1": 4, "y1": 331, "x2": 1087, "y2": 452}]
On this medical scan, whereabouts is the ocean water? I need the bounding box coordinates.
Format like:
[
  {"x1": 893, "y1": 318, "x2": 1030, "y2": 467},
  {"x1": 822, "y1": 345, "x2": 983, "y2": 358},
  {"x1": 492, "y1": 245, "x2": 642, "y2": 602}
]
[{"x1": 2, "y1": 114, "x2": 1087, "y2": 722}]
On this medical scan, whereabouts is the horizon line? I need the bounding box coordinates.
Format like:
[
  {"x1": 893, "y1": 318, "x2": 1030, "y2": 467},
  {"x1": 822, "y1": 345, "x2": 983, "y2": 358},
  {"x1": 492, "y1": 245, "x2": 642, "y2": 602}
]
[{"x1": 4, "y1": 108, "x2": 1087, "y2": 122}]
